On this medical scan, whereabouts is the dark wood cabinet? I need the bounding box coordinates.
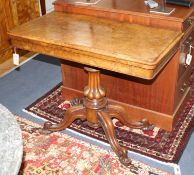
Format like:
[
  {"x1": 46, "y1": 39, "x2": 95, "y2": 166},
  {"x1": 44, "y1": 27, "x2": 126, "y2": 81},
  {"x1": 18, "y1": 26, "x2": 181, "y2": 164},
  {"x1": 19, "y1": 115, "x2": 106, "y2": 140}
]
[{"x1": 54, "y1": 0, "x2": 194, "y2": 131}]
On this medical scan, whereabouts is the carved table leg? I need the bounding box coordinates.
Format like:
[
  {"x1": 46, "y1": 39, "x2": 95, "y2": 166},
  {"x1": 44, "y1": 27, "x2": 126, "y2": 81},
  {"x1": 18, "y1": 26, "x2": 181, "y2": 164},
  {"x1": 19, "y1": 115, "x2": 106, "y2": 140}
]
[
  {"x1": 107, "y1": 104, "x2": 154, "y2": 130},
  {"x1": 97, "y1": 111, "x2": 131, "y2": 166},
  {"x1": 43, "y1": 105, "x2": 86, "y2": 131}
]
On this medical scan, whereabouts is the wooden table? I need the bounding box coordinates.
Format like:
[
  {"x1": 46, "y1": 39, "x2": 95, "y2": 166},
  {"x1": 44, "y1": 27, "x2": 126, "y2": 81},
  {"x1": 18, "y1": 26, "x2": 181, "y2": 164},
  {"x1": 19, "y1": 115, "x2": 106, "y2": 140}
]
[{"x1": 9, "y1": 11, "x2": 183, "y2": 165}]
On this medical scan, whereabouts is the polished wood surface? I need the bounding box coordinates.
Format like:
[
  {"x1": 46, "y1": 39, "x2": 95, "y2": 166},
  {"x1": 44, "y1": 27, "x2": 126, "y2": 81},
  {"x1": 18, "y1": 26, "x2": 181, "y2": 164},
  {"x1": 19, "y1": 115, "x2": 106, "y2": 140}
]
[
  {"x1": 9, "y1": 11, "x2": 182, "y2": 79},
  {"x1": 15, "y1": 0, "x2": 40, "y2": 25},
  {"x1": 0, "y1": 0, "x2": 17, "y2": 64},
  {"x1": 54, "y1": 0, "x2": 194, "y2": 31}
]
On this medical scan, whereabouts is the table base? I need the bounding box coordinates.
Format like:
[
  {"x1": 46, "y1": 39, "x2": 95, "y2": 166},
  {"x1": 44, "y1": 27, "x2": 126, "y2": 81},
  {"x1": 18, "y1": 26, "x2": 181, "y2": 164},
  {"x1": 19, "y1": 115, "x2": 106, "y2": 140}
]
[{"x1": 43, "y1": 67, "x2": 152, "y2": 165}]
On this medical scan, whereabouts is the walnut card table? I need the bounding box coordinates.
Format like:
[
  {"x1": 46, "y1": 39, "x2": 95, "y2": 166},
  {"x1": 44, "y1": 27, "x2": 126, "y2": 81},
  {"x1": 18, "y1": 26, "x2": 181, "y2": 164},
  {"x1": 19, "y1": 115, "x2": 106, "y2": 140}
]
[{"x1": 9, "y1": 11, "x2": 183, "y2": 165}]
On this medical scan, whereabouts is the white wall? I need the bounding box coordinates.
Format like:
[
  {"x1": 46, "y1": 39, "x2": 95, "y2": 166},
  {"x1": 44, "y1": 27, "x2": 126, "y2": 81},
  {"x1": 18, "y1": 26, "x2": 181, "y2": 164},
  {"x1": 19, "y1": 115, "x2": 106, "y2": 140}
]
[{"x1": 45, "y1": 0, "x2": 55, "y2": 13}]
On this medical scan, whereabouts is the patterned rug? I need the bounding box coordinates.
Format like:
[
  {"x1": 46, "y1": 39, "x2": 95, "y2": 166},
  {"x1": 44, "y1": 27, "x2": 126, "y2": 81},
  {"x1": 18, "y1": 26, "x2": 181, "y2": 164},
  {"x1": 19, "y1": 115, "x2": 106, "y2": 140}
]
[
  {"x1": 17, "y1": 116, "x2": 172, "y2": 175},
  {"x1": 24, "y1": 83, "x2": 194, "y2": 164}
]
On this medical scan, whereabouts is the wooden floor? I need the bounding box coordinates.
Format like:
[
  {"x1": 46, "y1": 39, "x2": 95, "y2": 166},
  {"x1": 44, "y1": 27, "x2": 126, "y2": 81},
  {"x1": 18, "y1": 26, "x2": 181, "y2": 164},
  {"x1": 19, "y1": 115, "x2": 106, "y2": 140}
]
[{"x1": 0, "y1": 52, "x2": 37, "y2": 78}]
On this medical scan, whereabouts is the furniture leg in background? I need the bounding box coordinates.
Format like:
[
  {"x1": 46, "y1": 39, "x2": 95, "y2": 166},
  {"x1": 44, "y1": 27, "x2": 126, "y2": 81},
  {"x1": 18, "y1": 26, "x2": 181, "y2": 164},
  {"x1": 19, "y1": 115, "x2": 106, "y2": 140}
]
[{"x1": 40, "y1": 0, "x2": 46, "y2": 15}]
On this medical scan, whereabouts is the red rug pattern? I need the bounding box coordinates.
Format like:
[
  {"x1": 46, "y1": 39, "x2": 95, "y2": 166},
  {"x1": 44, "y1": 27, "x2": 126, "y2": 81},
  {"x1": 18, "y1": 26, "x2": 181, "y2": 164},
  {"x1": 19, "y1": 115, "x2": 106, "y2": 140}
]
[
  {"x1": 25, "y1": 83, "x2": 194, "y2": 163},
  {"x1": 17, "y1": 116, "x2": 172, "y2": 175}
]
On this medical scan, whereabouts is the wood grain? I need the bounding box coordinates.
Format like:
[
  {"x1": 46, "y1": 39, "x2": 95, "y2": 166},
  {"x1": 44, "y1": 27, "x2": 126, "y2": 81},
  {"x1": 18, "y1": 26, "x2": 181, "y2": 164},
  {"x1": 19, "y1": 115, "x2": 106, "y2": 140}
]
[
  {"x1": 15, "y1": 0, "x2": 40, "y2": 25},
  {"x1": 8, "y1": 11, "x2": 183, "y2": 79},
  {"x1": 0, "y1": 0, "x2": 15, "y2": 63}
]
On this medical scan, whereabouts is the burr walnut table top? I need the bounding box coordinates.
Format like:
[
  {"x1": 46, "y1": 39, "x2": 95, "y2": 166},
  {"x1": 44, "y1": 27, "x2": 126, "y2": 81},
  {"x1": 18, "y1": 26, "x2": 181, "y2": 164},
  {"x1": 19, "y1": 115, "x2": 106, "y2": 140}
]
[{"x1": 9, "y1": 11, "x2": 183, "y2": 79}]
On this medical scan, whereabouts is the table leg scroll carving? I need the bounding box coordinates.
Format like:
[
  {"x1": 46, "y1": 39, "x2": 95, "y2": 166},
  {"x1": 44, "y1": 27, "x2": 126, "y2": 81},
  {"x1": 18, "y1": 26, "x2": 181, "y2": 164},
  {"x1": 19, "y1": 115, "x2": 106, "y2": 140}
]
[
  {"x1": 107, "y1": 104, "x2": 154, "y2": 130},
  {"x1": 43, "y1": 105, "x2": 86, "y2": 132},
  {"x1": 97, "y1": 111, "x2": 131, "y2": 166}
]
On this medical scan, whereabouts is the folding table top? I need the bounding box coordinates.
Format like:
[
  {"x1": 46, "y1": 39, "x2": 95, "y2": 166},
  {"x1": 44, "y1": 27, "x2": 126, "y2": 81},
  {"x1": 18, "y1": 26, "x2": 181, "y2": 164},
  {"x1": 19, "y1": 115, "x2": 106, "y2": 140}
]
[{"x1": 8, "y1": 11, "x2": 183, "y2": 79}]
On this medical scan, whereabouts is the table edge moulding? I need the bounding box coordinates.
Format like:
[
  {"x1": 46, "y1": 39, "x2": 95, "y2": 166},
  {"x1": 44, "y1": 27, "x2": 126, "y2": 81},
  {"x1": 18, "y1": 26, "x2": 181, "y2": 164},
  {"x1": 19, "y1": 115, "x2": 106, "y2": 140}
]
[{"x1": 8, "y1": 12, "x2": 183, "y2": 79}]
